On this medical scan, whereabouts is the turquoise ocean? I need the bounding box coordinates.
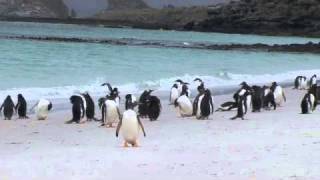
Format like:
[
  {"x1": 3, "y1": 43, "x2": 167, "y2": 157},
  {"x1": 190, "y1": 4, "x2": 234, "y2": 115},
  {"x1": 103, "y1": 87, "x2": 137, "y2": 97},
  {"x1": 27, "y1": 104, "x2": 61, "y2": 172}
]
[{"x1": 0, "y1": 21, "x2": 320, "y2": 102}]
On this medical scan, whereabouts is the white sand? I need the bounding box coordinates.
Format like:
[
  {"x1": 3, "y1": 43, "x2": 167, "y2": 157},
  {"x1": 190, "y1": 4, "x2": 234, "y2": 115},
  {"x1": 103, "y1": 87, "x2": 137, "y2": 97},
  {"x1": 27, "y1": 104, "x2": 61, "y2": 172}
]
[{"x1": 0, "y1": 88, "x2": 320, "y2": 179}]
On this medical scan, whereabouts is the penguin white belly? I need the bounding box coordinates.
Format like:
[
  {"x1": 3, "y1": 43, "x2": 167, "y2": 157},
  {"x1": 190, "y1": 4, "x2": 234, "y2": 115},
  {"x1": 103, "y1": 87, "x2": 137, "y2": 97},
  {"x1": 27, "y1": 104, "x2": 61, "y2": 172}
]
[
  {"x1": 301, "y1": 79, "x2": 307, "y2": 89},
  {"x1": 187, "y1": 89, "x2": 192, "y2": 98},
  {"x1": 196, "y1": 95, "x2": 204, "y2": 118},
  {"x1": 311, "y1": 77, "x2": 317, "y2": 86},
  {"x1": 170, "y1": 88, "x2": 179, "y2": 104},
  {"x1": 36, "y1": 99, "x2": 50, "y2": 120},
  {"x1": 310, "y1": 94, "x2": 315, "y2": 111},
  {"x1": 105, "y1": 100, "x2": 120, "y2": 124},
  {"x1": 79, "y1": 95, "x2": 87, "y2": 111},
  {"x1": 264, "y1": 89, "x2": 270, "y2": 96},
  {"x1": 246, "y1": 95, "x2": 252, "y2": 111},
  {"x1": 177, "y1": 84, "x2": 182, "y2": 95},
  {"x1": 177, "y1": 95, "x2": 193, "y2": 116},
  {"x1": 274, "y1": 86, "x2": 284, "y2": 105},
  {"x1": 115, "y1": 97, "x2": 120, "y2": 107},
  {"x1": 131, "y1": 95, "x2": 137, "y2": 104},
  {"x1": 121, "y1": 110, "x2": 140, "y2": 142}
]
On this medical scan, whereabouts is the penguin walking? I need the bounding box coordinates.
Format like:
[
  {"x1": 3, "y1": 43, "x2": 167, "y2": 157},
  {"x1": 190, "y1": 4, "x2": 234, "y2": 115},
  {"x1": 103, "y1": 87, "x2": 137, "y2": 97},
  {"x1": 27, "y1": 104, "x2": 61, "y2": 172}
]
[
  {"x1": 270, "y1": 82, "x2": 286, "y2": 106},
  {"x1": 116, "y1": 102, "x2": 146, "y2": 147},
  {"x1": 125, "y1": 94, "x2": 137, "y2": 110},
  {"x1": 138, "y1": 90, "x2": 153, "y2": 118},
  {"x1": 301, "y1": 92, "x2": 316, "y2": 114},
  {"x1": 310, "y1": 74, "x2": 317, "y2": 87},
  {"x1": 30, "y1": 99, "x2": 52, "y2": 120},
  {"x1": 169, "y1": 84, "x2": 179, "y2": 105},
  {"x1": 251, "y1": 85, "x2": 263, "y2": 112},
  {"x1": 0, "y1": 96, "x2": 15, "y2": 120},
  {"x1": 81, "y1": 92, "x2": 97, "y2": 121},
  {"x1": 15, "y1": 94, "x2": 29, "y2": 119},
  {"x1": 230, "y1": 93, "x2": 248, "y2": 120},
  {"x1": 66, "y1": 95, "x2": 85, "y2": 124},
  {"x1": 174, "y1": 87, "x2": 193, "y2": 117},
  {"x1": 146, "y1": 95, "x2": 161, "y2": 121},
  {"x1": 100, "y1": 94, "x2": 121, "y2": 128},
  {"x1": 196, "y1": 89, "x2": 214, "y2": 120}
]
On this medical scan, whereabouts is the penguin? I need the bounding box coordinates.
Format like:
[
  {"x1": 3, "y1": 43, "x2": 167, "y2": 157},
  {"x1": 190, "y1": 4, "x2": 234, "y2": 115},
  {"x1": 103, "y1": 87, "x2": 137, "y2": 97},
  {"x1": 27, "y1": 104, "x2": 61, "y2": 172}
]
[
  {"x1": 262, "y1": 86, "x2": 276, "y2": 110},
  {"x1": 125, "y1": 94, "x2": 137, "y2": 110},
  {"x1": 146, "y1": 95, "x2": 161, "y2": 121},
  {"x1": 301, "y1": 92, "x2": 316, "y2": 114},
  {"x1": 310, "y1": 74, "x2": 317, "y2": 87},
  {"x1": 169, "y1": 84, "x2": 179, "y2": 105},
  {"x1": 175, "y1": 79, "x2": 184, "y2": 95},
  {"x1": 196, "y1": 89, "x2": 214, "y2": 120},
  {"x1": 138, "y1": 90, "x2": 153, "y2": 118},
  {"x1": 116, "y1": 102, "x2": 146, "y2": 147},
  {"x1": 192, "y1": 86, "x2": 205, "y2": 115},
  {"x1": 174, "y1": 87, "x2": 193, "y2": 117},
  {"x1": 309, "y1": 84, "x2": 320, "y2": 104},
  {"x1": 230, "y1": 93, "x2": 247, "y2": 120},
  {"x1": 0, "y1": 96, "x2": 15, "y2": 120},
  {"x1": 270, "y1": 82, "x2": 286, "y2": 106},
  {"x1": 15, "y1": 94, "x2": 28, "y2": 119},
  {"x1": 175, "y1": 79, "x2": 191, "y2": 97},
  {"x1": 101, "y1": 83, "x2": 120, "y2": 107},
  {"x1": 294, "y1": 76, "x2": 307, "y2": 90},
  {"x1": 216, "y1": 101, "x2": 238, "y2": 112},
  {"x1": 100, "y1": 94, "x2": 121, "y2": 128},
  {"x1": 66, "y1": 95, "x2": 85, "y2": 124},
  {"x1": 251, "y1": 85, "x2": 263, "y2": 112},
  {"x1": 194, "y1": 78, "x2": 205, "y2": 92},
  {"x1": 30, "y1": 99, "x2": 53, "y2": 120},
  {"x1": 81, "y1": 92, "x2": 97, "y2": 121}
]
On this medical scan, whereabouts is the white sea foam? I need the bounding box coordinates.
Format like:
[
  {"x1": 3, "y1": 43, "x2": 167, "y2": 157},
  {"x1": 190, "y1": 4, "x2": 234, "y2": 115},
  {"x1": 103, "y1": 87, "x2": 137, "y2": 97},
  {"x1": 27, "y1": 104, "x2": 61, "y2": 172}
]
[{"x1": 0, "y1": 69, "x2": 319, "y2": 102}]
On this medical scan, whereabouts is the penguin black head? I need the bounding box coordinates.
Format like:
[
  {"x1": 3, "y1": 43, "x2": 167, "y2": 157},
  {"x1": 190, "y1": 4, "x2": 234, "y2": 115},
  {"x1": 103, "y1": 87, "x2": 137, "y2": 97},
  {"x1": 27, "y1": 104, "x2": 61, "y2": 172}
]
[
  {"x1": 70, "y1": 95, "x2": 80, "y2": 104},
  {"x1": 172, "y1": 84, "x2": 178, "y2": 89},
  {"x1": 181, "y1": 84, "x2": 189, "y2": 96},
  {"x1": 194, "y1": 78, "x2": 203, "y2": 83},
  {"x1": 197, "y1": 86, "x2": 205, "y2": 94},
  {"x1": 175, "y1": 79, "x2": 184, "y2": 84},
  {"x1": 17, "y1": 94, "x2": 24, "y2": 100}
]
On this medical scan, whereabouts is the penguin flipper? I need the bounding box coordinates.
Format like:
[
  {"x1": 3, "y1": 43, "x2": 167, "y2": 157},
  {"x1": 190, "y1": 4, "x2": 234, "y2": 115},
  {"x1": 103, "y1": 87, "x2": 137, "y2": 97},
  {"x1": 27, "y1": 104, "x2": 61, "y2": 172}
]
[{"x1": 115, "y1": 118, "x2": 122, "y2": 137}]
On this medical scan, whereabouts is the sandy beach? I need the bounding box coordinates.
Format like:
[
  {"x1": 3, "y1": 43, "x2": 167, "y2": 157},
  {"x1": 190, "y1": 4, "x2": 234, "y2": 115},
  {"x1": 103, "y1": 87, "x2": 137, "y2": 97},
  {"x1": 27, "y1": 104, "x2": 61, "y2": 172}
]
[{"x1": 0, "y1": 87, "x2": 320, "y2": 180}]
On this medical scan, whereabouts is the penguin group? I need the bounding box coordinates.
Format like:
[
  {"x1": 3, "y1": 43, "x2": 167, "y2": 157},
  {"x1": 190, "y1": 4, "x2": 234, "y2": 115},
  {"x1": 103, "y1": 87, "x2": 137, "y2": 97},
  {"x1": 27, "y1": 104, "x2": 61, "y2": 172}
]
[{"x1": 296, "y1": 74, "x2": 319, "y2": 114}]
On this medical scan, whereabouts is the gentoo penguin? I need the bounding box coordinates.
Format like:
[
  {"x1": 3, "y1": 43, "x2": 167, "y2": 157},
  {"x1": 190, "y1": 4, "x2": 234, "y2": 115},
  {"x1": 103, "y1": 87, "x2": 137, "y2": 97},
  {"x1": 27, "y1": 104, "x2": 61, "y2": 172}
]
[
  {"x1": 66, "y1": 95, "x2": 85, "y2": 124},
  {"x1": 230, "y1": 93, "x2": 247, "y2": 120},
  {"x1": 100, "y1": 94, "x2": 121, "y2": 128},
  {"x1": 101, "y1": 83, "x2": 120, "y2": 107},
  {"x1": 116, "y1": 102, "x2": 146, "y2": 147},
  {"x1": 194, "y1": 78, "x2": 205, "y2": 92},
  {"x1": 270, "y1": 82, "x2": 286, "y2": 106},
  {"x1": 169, "y1": 84, "x2": 179, "y2": 105},
  {"x1": 310, "y1": 74, "x2": 317, "y2": 87},
  {"x1": 81, "y1": 92, "x2": 97, "y2": 121},
  {"x1": 309, "y1": 84, "x2": 320, "y2": 104},
  {"x1": 263, "y1": 86, "x2": 276, "y2": 110},
  {"x1": 174, "y1": 87, "x2": 193, "y2": 117},
  {"x1": 0, "y1": 96, "x2": 15, "y2": 120},
  {"x1": 251, "y1": 85, "x2": 263, "y2": 112},
  {"x1": 239, "y1": 82, "x2": 252, "y2": 110},
  {"x1": 196, "y1": 89, "x2": 214, "y2": 120},
  {"x1": 175, "y1": 79, "x2": 184, "y2": 95},
  {"x1": 301, "y1": 92, "x2": 316, "y2": 114},
  {"x1": 294, "y1": 76, "x2": 307, "y2": 90},
  {"x1": 216, "y1": 101, "x2": 238, "y2": 112},
  {"x1": 30, "y1": 99, "x2": 52, "y2": 120},
  {"x1": 175, "y1": 79, "x2": 191, "y2": 97},
  {"x1": 125, "y1": 94, "x2": 137, "y2": 110},
  {"x1": 146, "y1": 95, "x2": 161, "y2": 121},
  {"x1": 192, "y1": 86, "x2": 205, "y2": 115},
  {"x1": 138, "y1": 90, "x2": 153, "y2": 118},
  {"x1": 15, "y1": 94, "x2": 28, "y2": 119}
]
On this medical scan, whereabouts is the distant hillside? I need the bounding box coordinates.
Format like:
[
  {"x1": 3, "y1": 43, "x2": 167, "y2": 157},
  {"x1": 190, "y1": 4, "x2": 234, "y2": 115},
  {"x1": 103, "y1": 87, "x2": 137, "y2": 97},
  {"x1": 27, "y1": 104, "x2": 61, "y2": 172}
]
[
  {"x1": 0, "y1": 0, "x2": 69, "y2": 18},
  {"x1": 108, "y1": 0, "x2": 149, "y2": 10}
]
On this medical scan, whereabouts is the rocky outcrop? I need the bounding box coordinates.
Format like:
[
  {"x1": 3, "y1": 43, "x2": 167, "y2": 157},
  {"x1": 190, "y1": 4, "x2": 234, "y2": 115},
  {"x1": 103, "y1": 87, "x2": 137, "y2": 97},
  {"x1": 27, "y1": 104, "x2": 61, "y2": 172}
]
[
  {"x1": 190, "y1": 0, "x2": 320, "y2": 36},
  {"x1": 0, "y1": 0, "x2": 69, "y2": 18},
  {"x1": 107, "y1": 0, "x2": 149, "y2": 10}
]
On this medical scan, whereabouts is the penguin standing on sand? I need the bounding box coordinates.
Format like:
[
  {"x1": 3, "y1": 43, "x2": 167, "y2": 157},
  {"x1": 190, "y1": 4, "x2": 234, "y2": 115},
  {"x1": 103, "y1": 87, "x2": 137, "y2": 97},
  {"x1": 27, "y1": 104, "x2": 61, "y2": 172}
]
[
  {"x1": 251, "y1": 85, "x2": 263, "y2": 112},
  {"x1": 15, "y1": 94, "x2": 28, "y2": 119},
  {"x1": 175, "y1": 79, "x2": 191, "y2": 97},
  {"x1": 0, "y1": 96, "x2": 15, "y2": 120},
  {"x1": 116, "y1": 102, "x2": 146, "y2": 147},
  {"x1": 125, "y1": 94, "x2": 137, "y2": 110},
  {"x1": 270, "y1": 82, "x2": 286, "y2": 106},
  {"x1": 294, "y1": 76, "x2": 307, "y2": 90},
  {"x1": 196, "y1": 89, "x2": 214, "y2": 120},
  {"x1": 174, "y1": 85, "x2": 193, "y2": 117},
  {"x1": 170, "y1": 84, "x2": 179, "y2": 105},
  {"x1": 30, "y1": 99, "x2": 52, "y2": 120},
  {"x1": 138, "y1": 90, "x2": 153, "y2": 118},
  {"x1": 66, "y1": 95, "x2": 85, "y2": 124},
  {"x1": 100, "y1": 93, "x2": 121, "y2": 128},
  {"x1": 263, "y1": 86, "x2": 277, "y2": 110},
  {"x1": 310, "y1": 74, "x2": 317, "y2": 87},
  {"x1": 309, "y1": 84, "x2": 320, "y2": 103},
  {"x1": 81, "y1": 92, "x2": 97, "y2": 121},
  {"x1": 301, "y1": 92, "x2": 316, "y2": 114},
  {"x1": 230, "y1": 93, "x2": 248, "y2": 120},
  {"x1": 193, "y1": 86, "x2": 205, "y2": 115},
  {"x1": 146, "y1": 94, "x2": 161, "y2": 121}
]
